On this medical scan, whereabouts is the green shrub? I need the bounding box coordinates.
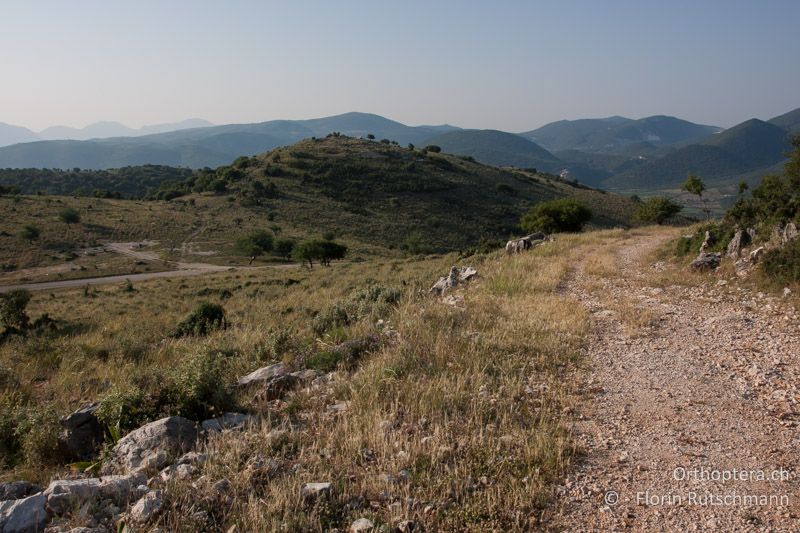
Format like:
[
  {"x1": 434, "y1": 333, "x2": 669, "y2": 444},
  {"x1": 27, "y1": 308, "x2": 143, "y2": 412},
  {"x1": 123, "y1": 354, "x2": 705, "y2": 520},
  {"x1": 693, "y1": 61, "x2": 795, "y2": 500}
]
[
  {"x1": 635, "y1": 197, "x2": 683, "y2": 224},
  {"x1": 170, "y1": 351, "x2": 235, "y2": 420},
  {"x1": 174, "y1": 302, "x2": 227, "y2": 337},
  {"x1": 58, "y1": 207, "x2": 81, "y2": 224},
  {"x1": 306, "y1": 335, "x2": 380, "y2": 372},
  {"x1": 311, "y1": 285, "x2": 402, "y2": 336},
  {"x1": 761, "y1": 238, "x2": 800, "y2": 286},
  {"x1": 520, "y1": 198, "x2": 592, "y2": 233},
  {"x1": 0, "y1": 289, "x2": 31, "y2": 333}
]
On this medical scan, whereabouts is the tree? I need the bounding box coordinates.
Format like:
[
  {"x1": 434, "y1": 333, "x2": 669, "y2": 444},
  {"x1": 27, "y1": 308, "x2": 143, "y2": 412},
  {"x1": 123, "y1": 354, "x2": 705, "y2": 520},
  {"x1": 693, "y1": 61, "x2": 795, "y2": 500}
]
[
  {"x1": 424, "y1": 145, "x2": 442, "y2": 153},
  {"x1": 292, "y1": 239, "x2": 348, "y2": 268},
  {"x1": 634, "y1": 196, "x2": 682, "y2": 224},
  {"x1": 366, "y1": 134, "x2": 375, "y2": 140},
  {"x1": 18, "y1": 225, "x2": 40, "y2": 244},
  {"x1": 273, "y1": 237, "x2": 296, "y2": 261},
  {"x1": 520, "y1": 198, "x2": 592, "y2": 234},
  {"x1": 738, "y1": 181, "x2": 749, "y2": 196},
  {"x1": 682, "y1": 173, "x2": 708, "y2": 218},
  {"x1": 292, "y1": 240, "x2": 324, "y2": 268},
  {"x1": 58, "y1": 207, "x2": 81, "y2": 224},
  {"x1": 235, "y1": 230, "x2": 274, "y2": 264}
]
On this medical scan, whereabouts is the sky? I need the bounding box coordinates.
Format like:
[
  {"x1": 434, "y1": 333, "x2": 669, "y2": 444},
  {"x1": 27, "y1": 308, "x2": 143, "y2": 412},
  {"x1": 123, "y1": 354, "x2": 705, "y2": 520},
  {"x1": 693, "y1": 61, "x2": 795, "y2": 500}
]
[{"x1": 2, "y1": 0, "x2": 799, "y2": 132}]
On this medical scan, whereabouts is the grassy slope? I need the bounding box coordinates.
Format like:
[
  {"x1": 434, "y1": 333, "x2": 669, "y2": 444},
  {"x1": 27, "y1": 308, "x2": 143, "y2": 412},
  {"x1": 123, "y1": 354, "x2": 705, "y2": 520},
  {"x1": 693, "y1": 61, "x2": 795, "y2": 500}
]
[
  {"x1": 1, "y1": 227, "x2": 646, "y2": 530},
  {"x1": 229, "y1": 136, "x2": 636, "y2": 251}
]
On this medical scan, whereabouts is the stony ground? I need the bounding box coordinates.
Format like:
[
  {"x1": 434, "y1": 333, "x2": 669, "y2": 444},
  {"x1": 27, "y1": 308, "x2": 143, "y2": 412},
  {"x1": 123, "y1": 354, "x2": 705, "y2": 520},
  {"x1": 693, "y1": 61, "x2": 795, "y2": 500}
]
[{"x1": 546, "y1": 233, "x2": 800, "y2": 531}]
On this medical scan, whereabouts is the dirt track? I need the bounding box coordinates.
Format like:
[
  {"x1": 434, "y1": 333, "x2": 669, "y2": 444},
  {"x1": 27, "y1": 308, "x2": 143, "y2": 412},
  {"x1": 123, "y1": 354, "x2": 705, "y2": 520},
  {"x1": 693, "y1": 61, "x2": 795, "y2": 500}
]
[{"x1": 548, "y1": 233, "x2": 800, "y2": 531}]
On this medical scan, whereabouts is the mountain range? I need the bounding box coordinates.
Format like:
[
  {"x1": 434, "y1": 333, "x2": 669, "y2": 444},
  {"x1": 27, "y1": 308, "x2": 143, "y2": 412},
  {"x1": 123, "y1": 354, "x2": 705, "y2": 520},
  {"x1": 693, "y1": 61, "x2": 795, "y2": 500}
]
[
  {"x1": 0, "y1": 118, "x2": 214, "y2": 147},
  {"x1": 0, "y1": 107, "x2": 797, "y2": 195}
]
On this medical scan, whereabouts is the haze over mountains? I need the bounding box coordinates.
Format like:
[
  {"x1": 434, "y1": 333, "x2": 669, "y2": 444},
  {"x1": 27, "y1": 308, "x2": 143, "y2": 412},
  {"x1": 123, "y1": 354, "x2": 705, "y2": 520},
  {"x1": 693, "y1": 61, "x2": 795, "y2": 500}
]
[
  {"x1": 0, "y1": 107, "x2": 797, "y2": 194},
  {"x1": 0, "y1": 118, "x2": 214, "y2": 146}
]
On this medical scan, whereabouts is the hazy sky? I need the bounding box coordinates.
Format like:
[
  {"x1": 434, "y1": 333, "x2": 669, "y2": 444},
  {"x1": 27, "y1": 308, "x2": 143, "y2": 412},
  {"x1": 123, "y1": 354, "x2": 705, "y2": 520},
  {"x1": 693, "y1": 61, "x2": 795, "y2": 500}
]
[{"x1": 2, "y1": 0, "x2": 799, "y2": 132}]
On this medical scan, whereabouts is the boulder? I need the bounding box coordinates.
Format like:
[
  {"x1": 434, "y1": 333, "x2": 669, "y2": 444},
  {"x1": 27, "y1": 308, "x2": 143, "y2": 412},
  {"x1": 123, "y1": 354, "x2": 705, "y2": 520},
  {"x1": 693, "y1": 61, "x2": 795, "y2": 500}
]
[
  {"x1": 44, "y1": 473, "x2": 146, "y2": 515},
  {"x1": 129, "y1": 489, "x2": 163, "y2": 523},
  {"x1": 59, "y1": 403, "x2": 105, "y2": 460},
  {"x1": 0, "y1": 481, "x2": 41, "y2": 501},
  {"x1": 750, "y1": 246, "x2": 766, "y2": 262},
  {"x1": 350, "y1": 518, "x2": 375, "y2": 532},
  {"x1": 301, "y1": 482, "x2": 331, "y2": 499},
  {"x1": 430, "y1": 266, "x2": 478, "y2": 295},
  {"x1": 726, "y1": 230, "x2": 745, "y2": 258},
  {"x1": 237, "y1": 363, "x2": 286, "y2": 387},
  {"x1": 699, "y1": 230, "x2": 713, "y2": 253},
  {"x1": 690, "y1": 252, "x2": 721, "y2": 271},
  {"x1": 506, "y1": 233, "x2": 547, "y2": 255},
  {"x1": 258, "y1": 374, "x2": 300, "y2": 401},
  {"x1": 783, "y1": 222, "x2": 799, "y2": 244},
  {"x1": 0, "y1": 493, "x2": 47, "y2": 533},
  {"x1": 101, "y1": 416, "x2": 198, "y2": 475},
  {"x1": 202, "y1": 413, "x2": 256, "y2": 432}
]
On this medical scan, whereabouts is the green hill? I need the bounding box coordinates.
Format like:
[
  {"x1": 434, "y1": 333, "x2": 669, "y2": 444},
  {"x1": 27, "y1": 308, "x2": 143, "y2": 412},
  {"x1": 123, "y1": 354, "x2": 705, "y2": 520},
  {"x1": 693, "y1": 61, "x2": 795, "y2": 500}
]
[
  {"x1": 768, "y1": 106, "x2": 800, "y2": 133},
  {"x1": 421, "y1": 129, "x2": 564, "y2": 172},
  {"x1": 0, "y1": 113, "x2": 459, "y2": 170},
  {"x1": 170, "y1": 135, "x2": 636, "y2": 251},
  {"x1": 604, "y1": 119, "x2": 791, "y2": 190},
  {"x1": 523, "y1": 115, "x2": 720, "y2": 153}
]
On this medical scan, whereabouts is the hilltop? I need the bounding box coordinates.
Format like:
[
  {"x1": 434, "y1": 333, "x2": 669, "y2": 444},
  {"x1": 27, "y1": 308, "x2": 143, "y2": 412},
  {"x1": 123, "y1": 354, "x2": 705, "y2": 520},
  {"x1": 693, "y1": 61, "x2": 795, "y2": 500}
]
[
  {"x1": 522, "y1": 115, "x2": 720, "y2": 153},
  {"x1": 421, "y1": 129, "x2": 564, "y2": 172},
  {"x1": 185, "y1": 135, "x2": 636, "y2": 252}
]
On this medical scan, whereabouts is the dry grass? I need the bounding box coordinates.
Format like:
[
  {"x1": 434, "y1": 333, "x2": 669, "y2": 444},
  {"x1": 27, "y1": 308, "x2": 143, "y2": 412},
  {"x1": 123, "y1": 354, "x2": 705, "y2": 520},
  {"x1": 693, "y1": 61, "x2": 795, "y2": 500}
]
[{"x1": 1, "y1": 230, "x2": 614, "y2": 531}]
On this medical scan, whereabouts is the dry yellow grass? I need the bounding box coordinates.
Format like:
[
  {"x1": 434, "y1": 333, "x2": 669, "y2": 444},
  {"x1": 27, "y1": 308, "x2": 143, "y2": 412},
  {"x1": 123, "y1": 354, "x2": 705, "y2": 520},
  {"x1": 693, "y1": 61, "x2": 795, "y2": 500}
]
[{"x1": 1, "y1": 230, "x2": 627, "y2": 531}]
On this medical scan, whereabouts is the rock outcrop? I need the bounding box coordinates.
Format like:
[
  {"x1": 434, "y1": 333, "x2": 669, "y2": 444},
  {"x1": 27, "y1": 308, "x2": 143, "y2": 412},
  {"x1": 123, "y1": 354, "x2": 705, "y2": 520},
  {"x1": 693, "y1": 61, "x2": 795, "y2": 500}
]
[
  {"x1": 505, "y1": 232, "x2": 547, "y2": 255},
  {"x1": 690, "y1": 252, "x2": 721, "y2": 271},
  {"x1": 0, "y1": 493, "x2": 47, "y2": 533},
  {"x1": 430, "y1": 266, "x2": 477, "y2": 295},
  {"x1": 101, "y1": 416, "x2": 198, "y2": 475},
  {"x1": 59, "y1": 403, "x2": 105, "y2": 460}
]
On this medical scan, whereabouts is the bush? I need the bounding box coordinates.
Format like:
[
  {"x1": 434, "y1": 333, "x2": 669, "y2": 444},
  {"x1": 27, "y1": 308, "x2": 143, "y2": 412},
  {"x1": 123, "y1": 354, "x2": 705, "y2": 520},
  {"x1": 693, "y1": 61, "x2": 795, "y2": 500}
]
[
  {"x1": 312, "y1": 284, "x2": 402, "y2": 336},
  {"x1": 635, "y1": 196, "x2": 683, "y2": 224},
  {"x1": 170, "y1": 351, "x2": 235, "y2": 420},
  {"x1": 18, "y1": 225, "x2": 40, "y2": 243},
  {"x1": 305, "y1": 335, "x2": 380, "y2": 372},
  {"x1": 0, "y1": 289, "x2": 31, "y2": 333},
  {"x1": 58, "y1": 207, "x2": 81, "y2": 224},
  {"x1": 520, "y1": 198, "x2": 592, "y2": 233},
  {"x1": 174, "y1": 302, "x2": 227, "y2": 337},
  {"x1": 761, "y1": 238, "x2": 800, "y2": 286},
  {"x1": 97, "y1": 352, "x2": 235, "y2": 430}
]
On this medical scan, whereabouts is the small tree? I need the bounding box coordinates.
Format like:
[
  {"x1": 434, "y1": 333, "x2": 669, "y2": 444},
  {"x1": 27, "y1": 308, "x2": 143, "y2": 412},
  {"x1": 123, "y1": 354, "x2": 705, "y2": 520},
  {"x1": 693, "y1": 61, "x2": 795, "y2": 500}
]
[
  {"x1": 273, "y1": 237, "x2": 296, "y2": 261},
  {"x1": 292, "y1": 240, "x2": 323, "y2": 268},
  {"x1": 366, "y1": 134, "x2": 375, "y2": 140},
  {"x1": 58, "y1": 208, "x2": 81, "y2": 224},
  {"x1": 235, "y1": 230, "x2": 274, "y2": 264},
  {"x1": 634, "y1": 197, "x2": 682, "y2": 225},
  {"x1": 520, "y1": 198, "x2": 592, "y2": 234},
  {"x1": 18, "y1": 225, "x2": 40, "y2": 244},
  {"x1": 424, "y1": 145, "x2": 442, "y2": 153},
  {"x1": 682, "y1": 173, "x2": 708, "y2": 218},
  {"x1": 292, "y1": 239, "x2": 347, "y2": 268}
]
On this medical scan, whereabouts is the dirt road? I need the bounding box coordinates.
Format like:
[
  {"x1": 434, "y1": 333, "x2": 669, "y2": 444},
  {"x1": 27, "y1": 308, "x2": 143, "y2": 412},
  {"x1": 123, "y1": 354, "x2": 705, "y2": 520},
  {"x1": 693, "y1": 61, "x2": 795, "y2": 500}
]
[{"x1": 548, "y1": 233, "x2": 800, "y2": 531}]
